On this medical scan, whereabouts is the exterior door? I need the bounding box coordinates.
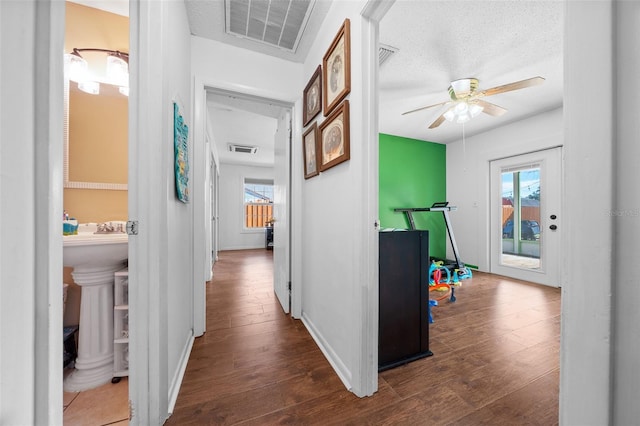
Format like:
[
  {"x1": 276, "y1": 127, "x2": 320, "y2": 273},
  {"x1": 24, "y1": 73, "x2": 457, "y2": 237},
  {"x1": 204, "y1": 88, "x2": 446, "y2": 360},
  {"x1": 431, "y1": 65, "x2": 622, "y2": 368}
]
[
  {"x1": 490, "y1": 147, "x2": 562, "y2": 287},
  {"x1": 273, "y1": 109, "x2": 291, "y2": 313}
]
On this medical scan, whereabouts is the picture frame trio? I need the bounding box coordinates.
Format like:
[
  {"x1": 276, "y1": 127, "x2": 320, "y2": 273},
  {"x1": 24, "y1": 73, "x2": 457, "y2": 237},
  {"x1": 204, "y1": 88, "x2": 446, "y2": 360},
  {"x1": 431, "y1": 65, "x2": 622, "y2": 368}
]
[{"x1": 302, "y1": 18, "x2": 351, "y2": 179}]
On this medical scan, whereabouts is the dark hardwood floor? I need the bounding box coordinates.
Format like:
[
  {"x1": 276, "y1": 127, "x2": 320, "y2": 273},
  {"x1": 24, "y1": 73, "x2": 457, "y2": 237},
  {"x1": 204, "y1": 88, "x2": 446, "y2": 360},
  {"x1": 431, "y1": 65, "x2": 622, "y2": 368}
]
[{"x1": 167, "y1": 249, "x2": 560, "y2": 425}]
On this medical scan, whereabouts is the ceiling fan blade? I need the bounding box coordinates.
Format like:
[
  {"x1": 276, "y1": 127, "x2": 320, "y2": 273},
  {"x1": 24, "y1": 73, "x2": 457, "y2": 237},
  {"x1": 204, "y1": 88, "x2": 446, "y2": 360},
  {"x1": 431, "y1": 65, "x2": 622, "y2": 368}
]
[
  {"x1": 478, "y1": 76, "x2": 545, "y2": 98},
  {"x1": 476, "y1": 100, "x2": 507, "y2": 117},
  {"x1": 428, "y1": 112, "x2": 448, "y2": 129},
  {"x1": 402, "y1": 100, "x2": 451, "y2": 115}
]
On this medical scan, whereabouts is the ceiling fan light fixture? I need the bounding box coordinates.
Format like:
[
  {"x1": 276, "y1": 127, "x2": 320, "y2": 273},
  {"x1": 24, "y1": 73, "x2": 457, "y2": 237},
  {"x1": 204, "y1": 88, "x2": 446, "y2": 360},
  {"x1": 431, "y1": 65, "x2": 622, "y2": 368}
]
[
  {"x1": 456, "y1": 112, "x2": 471, "y2": 124},
  {"x1": 469, "y1": 103, "x2": 484, "y2": 117},
  {"x1": 443, "y1": 109, "x2": 456, "y2": 122},
  {"x1": 454, "y1": 102, "x2": 469, "y2": 114},
  {"x1": 449, "y1": 78, "x2": 478, "y2": 99}
]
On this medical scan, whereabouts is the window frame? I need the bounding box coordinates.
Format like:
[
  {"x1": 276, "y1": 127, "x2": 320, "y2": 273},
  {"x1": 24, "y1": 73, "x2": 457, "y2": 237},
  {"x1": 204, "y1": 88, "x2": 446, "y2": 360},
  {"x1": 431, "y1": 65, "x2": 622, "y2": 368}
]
[{"x1": 242, "y1": 177, "x2": 274, "y2": 232}]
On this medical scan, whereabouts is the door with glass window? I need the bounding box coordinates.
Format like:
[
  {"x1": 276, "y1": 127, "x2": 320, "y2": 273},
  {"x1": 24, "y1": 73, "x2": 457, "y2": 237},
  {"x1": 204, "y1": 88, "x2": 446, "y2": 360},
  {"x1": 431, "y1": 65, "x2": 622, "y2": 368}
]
[{"x1": 490, "y1": 148, "x2": 562, "y2": 287}]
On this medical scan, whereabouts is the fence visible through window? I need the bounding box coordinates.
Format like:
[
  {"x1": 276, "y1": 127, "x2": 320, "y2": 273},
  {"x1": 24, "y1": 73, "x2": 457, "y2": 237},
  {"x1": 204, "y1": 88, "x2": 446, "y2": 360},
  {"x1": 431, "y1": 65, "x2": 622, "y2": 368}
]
[
  {"x1": 245, "y1": 203, "x2": 273, "y2": 228},
  {"x1": 244, "y1": 178, "x2": 274, "y2": 229}
]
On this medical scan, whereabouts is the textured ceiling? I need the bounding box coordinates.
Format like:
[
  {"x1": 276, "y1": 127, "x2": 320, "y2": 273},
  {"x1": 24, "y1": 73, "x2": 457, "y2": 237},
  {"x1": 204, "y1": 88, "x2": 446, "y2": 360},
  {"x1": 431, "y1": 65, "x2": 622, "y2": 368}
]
[
  {"x1": 379, "y1": 0, "x2": 564, "y2": 144},
  {"x1": 75, "y1": 0, "x2": 565, "y2": 164}
]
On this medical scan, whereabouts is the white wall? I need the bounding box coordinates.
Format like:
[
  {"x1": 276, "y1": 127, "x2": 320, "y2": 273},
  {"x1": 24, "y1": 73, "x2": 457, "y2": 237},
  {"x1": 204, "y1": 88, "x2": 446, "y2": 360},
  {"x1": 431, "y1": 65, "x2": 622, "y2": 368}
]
[
  {"x1": 192, "y1": 36, "x2": 302, "y2": 102},
  {"x1": 219, "y1": 163, "x2": 275, "y2": 250},
  {"x1": 190, "y1": 36, "x2": 300, "y2": 252},
  {"x1": 445, "y1": 108, "x2": 563, "y2": 271},
  {"x1": 298, "y1": 1, "x2": 376, "y2": 396},
  {"x1": 129, "y1": 0, "x2": 194, "y2": 423},
  {"x1": 1, "y1": 1, "x2": 65, "y2": 423},
  {"x1": 162, "y1": 0, "x2": 194, "y2": 413},
  {"x1": 561, "y1": 2, "x2": 614, "y2": 424},
  {"x1": 612, "y1": 0, "x2": 640, "y2": 423}
]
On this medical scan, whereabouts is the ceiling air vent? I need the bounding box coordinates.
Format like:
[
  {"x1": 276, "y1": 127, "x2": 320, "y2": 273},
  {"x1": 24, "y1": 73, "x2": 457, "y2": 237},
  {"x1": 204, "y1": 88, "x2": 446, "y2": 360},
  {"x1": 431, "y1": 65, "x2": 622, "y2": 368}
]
[
  {"x1": 225, "y1": 0, "x2": 314, "y2": 52},
  {"x1": 228, "y1": 144, "x2": 258, "y2": 154},
  {"x1": 379, "y1": 43, "x2": 399, "y2": 66}
]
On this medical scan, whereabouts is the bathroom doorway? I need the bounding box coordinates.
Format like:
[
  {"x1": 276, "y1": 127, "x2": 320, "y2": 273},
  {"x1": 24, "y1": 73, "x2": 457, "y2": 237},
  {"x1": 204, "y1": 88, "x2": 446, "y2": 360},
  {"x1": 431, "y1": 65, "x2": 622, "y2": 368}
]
[{"x1": 62, "y1": 1, "x2": 130, "y2": 423}]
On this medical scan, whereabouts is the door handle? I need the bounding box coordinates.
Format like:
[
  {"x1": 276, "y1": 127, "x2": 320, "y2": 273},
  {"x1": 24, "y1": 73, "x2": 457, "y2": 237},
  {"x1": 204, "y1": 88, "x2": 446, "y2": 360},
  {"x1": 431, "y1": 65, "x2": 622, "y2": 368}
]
[{"x1": 549, "y1": 224, "x2": 558, "y2": 230}]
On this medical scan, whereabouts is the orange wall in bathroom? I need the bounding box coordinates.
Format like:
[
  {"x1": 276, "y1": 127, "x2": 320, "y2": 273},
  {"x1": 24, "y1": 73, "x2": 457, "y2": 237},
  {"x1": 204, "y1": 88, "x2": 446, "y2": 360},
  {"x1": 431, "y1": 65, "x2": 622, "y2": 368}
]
[
  {"x1": 64, "y1": 2, "x2": 129, "y2": 224},
  {"x1": 64, "y1": 3, "x2": 129, "y2": 326}
]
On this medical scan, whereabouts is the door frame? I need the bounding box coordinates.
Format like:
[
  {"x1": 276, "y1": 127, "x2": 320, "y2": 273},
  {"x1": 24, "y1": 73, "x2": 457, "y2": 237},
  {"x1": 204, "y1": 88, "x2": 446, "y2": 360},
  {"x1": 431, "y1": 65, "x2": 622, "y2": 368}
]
[
  {"x1": 273, "y1": 108, "x2": 292, "y2": 314},
  {"x1": 197, "y1": 84, "x2": 298, "y2": 316}
]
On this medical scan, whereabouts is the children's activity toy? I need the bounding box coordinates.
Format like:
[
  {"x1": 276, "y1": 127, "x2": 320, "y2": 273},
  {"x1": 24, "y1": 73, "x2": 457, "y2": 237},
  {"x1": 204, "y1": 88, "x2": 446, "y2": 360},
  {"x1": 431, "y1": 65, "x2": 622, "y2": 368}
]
[{"x1": 394, "y1": 201, "x2": 473, "y2": 322}]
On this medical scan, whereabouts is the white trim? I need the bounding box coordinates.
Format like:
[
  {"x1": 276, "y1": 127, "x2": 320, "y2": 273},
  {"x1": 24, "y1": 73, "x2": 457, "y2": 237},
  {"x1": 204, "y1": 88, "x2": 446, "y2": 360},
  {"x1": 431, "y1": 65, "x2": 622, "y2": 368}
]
[
  {"x1": 355, "y1": 6, "x2": 381, "y2": 397},
  {"x1": 40, "y1": 1, "x2": 66, "y2": 423},
  {"x1": 191, "y1": 76, "x2": 207, "y2": 337},
  {"x1": 301, "y1": 314, "x2": 353, "y2": 390},
  {"x1": 167, "y1": 333, "x2": 194, "y2": 414},
  {"x1": 128, "y1": 0, "x2": 170, "y2": 424},
  {"x1": 290, "y1": 99, "x2": 303, "y2": 319},
  {"x1": 199, "y1": 82, "x2": 298, "y2": 316}
]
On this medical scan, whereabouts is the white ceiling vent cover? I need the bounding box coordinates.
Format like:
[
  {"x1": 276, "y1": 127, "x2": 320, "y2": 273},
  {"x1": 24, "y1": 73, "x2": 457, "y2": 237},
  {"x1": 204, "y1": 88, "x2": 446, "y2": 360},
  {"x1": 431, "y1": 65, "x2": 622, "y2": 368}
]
[
  {"x1": 228, "y1": 144, "x2": 259, "y2": 154},
  {"x1": 225, "y1": 0, "x2": 314, "y2": 52},
  {"x1": 379, "y1": 43, "x2": 399, "y2": 66}
]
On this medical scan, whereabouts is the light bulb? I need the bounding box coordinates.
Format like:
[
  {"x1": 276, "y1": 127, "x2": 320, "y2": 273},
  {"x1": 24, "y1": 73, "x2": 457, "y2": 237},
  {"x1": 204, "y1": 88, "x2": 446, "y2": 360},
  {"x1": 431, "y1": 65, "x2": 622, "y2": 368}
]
[
  {"x1": 456, "y1": 112, "x2": 471, "y2": 124},
  {"x1": 469, "y1": 103, "x2": 484, "y2": 117},
  {"x1": 64, "y1": 53, "x2": 88, "y2": 82},
  {"x1": 454, "y1": 102, "x2": 469, "y2": 114},
  {"x1": 107, "y1": 55, "x2": 129, "y2": 87},
  {"x1": 443, "y1": 109, "x2": 456, "y2": 122},
  {"x1": 78, "y1": 81, "x2": 100, "y2": 95}
]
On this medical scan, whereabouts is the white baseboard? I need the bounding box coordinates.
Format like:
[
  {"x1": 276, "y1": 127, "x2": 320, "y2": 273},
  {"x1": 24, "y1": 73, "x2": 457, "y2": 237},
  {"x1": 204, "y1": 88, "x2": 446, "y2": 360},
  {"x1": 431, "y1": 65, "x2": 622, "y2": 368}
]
[
  {"x1": 167, "y1": 332, "x2": 195, "y2": 414},
  {"x1": 220, "y1": 245, "x2": 265, "y2": 251},
  {"x1": 301, "y1": 313, "x2": 353, "y2": 392}
]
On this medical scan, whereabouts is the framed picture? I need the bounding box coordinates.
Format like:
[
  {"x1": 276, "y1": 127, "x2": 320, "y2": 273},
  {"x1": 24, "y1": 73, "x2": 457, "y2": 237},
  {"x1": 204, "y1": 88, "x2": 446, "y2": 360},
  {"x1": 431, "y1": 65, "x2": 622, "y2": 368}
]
[
  {"x1": 302, "y1": 122, "x2": 320, "y2": 179},
  {"x1": 319, "y1": 100, "x2": 350, "y2": 171},
  {"x1": 173, "y1": 102, "x2": 189, "y2": 203},
  {"x1": 323, "y1": 18, "x2": 351, "y2": 116},
  {"x1": 303, "y1": 65, "x2": 322, "y2": 127}
]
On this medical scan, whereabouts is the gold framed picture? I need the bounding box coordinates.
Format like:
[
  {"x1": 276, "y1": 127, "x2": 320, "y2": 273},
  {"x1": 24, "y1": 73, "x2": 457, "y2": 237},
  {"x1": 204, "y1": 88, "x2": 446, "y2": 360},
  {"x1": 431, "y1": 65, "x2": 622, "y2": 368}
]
[
  {"x1": 302, "y1": 122, "x2": 320, "y2": 179},
  {"x1": 303, "y1": 65, "x2": 322, "y2": 127},
  {"x1": 322, "y1": 18, "x2": 351, "y2": 116},
  {"x1": 319, "y1": 100, "x2": 350, "y2": 171}
]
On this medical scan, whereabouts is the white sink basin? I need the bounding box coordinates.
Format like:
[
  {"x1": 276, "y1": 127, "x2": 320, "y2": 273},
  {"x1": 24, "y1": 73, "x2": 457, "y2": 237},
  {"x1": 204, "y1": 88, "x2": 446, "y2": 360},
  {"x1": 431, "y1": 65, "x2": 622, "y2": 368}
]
[{"x1": 63, "y1": 232, "x2": 128, "y2": 269}]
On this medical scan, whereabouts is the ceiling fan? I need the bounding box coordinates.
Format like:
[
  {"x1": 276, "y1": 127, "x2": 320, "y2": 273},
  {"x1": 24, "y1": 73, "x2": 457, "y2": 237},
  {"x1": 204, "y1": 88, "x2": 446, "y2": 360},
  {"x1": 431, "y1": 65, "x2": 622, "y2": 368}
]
[{"x1": 402, "y1": 76, "x2": 545, "y2": 129}]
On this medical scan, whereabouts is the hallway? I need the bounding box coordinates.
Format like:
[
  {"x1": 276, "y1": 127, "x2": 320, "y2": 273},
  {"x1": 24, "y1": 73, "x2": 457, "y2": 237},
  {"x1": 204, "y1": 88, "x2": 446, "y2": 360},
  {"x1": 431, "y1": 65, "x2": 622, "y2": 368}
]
[{"x1": 167, "y1": 249, "x2": 560, "y2": 425}]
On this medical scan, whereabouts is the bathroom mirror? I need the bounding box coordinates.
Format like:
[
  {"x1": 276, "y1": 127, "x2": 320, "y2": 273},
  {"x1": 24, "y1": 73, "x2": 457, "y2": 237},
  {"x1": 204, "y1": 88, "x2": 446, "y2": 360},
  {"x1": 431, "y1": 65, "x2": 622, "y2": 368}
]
[{"x1": 64, "y1": 79, "x2": 128, "y2": 190}]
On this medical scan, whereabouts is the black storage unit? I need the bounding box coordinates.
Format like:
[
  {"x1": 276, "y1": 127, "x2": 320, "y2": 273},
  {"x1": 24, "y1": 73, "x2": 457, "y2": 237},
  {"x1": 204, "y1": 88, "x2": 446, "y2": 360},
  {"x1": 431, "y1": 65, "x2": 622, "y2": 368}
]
[
  {"x1": 379, "y1": 230, "x2": 432, "y2": 371},
  {"x1": 265, "y1": 226, "x2": 274, "y2": 250}
]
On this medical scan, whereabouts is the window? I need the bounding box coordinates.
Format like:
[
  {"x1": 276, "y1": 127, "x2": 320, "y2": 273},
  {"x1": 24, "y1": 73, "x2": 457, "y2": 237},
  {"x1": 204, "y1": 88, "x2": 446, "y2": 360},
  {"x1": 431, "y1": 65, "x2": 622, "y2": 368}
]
[{"x1": 244, "y1": 178, "x2": 273, "y2": 228}]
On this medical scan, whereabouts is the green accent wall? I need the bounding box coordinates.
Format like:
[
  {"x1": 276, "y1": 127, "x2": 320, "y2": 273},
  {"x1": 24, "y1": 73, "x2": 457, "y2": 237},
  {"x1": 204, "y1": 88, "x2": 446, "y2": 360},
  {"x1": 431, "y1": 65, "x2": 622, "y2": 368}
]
[{"x1": 379, "y1": 133, "x2": 447, "y2": 259}]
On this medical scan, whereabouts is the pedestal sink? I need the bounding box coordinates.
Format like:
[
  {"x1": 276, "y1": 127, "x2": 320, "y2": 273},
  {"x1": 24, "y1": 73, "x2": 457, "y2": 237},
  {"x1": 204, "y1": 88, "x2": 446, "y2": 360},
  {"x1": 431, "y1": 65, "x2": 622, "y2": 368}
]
[{"x1": 63, "y1": 224, "x2": 128, "y2": 392}]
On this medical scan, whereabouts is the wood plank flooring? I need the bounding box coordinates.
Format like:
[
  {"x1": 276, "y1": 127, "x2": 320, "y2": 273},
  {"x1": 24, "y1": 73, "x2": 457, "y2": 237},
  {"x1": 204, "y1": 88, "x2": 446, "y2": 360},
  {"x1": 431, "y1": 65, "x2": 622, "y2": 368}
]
[{"x1": 167, "y1": 249, "x2": 560, "y2": 425}]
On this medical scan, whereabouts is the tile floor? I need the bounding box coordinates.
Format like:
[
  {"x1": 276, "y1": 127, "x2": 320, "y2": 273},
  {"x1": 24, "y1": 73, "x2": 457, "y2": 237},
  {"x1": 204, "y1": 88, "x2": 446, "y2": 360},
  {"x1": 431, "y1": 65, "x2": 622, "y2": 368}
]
[
  {"x1": 502, "y1": 253, "x2": 541, "y2": 269},
  {"x1": 63, "y1": 370, "x2": 129, "y2": 426}
]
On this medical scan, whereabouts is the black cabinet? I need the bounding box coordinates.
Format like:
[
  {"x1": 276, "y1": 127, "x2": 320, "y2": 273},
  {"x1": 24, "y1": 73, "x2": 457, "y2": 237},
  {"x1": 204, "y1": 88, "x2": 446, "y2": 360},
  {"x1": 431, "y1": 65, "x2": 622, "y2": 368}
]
[
  {"x1": 379, "y1": 230, "x2": 432, "y2": 371},
  {"x1": 265, "y1": 226, "x2": 274, "y2": 250}
]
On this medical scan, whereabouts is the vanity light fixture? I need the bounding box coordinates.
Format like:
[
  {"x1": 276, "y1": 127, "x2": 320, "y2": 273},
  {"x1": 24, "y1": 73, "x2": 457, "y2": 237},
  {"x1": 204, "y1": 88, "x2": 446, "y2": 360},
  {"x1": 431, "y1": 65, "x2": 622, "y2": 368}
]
[{"x1": 64, "y1": 48, "x2": 129, "y2": 95}]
